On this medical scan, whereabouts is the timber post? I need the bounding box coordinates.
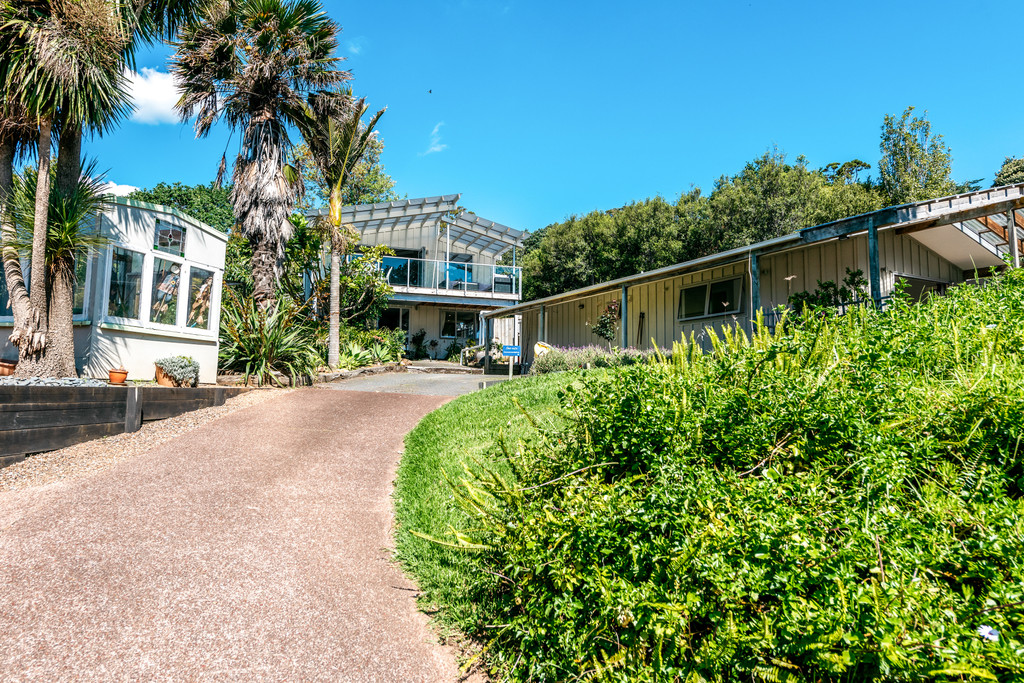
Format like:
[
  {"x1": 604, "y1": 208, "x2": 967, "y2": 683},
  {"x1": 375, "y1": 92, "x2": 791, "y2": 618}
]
[
  {"x1": 1008, "y1": 209, "x2": 1020, "y2": 269},
  {"x1": 620, "y1": 285, "x2": 629, "y2": 349},
  {"x1": 867, "y1": 218, "x2": 882, "y2": 308}
]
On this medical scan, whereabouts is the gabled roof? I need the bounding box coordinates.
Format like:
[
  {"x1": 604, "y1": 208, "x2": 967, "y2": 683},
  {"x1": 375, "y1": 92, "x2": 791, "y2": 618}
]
[{"x1": 306, "y1": 194, "x2": 526, "y2": 256}]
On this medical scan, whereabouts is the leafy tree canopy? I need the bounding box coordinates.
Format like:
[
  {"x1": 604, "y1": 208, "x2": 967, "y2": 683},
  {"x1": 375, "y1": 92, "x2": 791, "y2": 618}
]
[
  {"x1": 128, "y1": 181, "x2": 234, "y2": 233},
  {"x1": 994, "y1": 156, "x2": 1024, "y2": 187}
]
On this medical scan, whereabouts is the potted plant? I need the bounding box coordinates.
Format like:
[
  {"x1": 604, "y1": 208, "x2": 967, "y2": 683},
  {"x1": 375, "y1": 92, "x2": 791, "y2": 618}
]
[
  {"x1": 154, "y1": 356, "x2": 200, "y2": 387},
  {"x1": 0, "y1": 359, "x2": 16, "y2": 377},
  {"x1": 108, "y1": 366, "x2": 128, "y2": 384}
]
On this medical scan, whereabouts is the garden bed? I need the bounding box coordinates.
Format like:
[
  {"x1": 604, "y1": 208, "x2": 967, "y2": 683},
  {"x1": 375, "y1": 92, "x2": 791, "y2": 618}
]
[{"x1": 0, "y1": 384, "x2": 250, "y2": 465}]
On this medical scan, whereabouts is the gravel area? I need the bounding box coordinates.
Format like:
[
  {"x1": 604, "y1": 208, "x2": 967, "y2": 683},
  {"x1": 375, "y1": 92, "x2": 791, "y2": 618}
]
[
  {"x1": 0, "y1": 376, "x2": 108, "y2": 387},
  {"x1": 0, "y1": 388, "x2": 287, "y2": 493}
]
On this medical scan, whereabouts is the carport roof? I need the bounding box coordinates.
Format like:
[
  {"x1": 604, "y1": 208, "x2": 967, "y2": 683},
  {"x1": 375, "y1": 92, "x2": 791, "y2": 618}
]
[{"x1": 306, "y1": 195, "x2": 527, "y2": 256}]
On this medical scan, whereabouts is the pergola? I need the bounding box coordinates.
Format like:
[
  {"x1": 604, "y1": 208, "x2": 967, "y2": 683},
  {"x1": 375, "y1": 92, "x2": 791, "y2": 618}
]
[{"x1": 306, "y1": 194, "x2": 527, "y2": 259}]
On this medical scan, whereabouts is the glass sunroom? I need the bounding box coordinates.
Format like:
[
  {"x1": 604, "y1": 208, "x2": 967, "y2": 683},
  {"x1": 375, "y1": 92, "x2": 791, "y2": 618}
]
[{"x1": 0, "y1": 197, "x2": 227, "y2": 383}]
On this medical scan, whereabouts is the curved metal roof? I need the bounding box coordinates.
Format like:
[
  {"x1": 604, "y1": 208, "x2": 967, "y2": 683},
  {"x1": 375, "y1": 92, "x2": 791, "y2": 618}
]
[{"x1": 306, "y1": 194, "x2": 526, "y2": 256}]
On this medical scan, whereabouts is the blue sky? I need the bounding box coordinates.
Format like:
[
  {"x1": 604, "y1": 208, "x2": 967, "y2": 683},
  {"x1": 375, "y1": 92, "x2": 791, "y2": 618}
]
[{"x1": 88, "y1": 0, "x2": 1024, "y2": 233}]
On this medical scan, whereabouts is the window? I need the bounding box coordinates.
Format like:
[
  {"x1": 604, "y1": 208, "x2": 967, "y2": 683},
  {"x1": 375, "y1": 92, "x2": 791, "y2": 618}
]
[
  {"x1": 678, "y1": 277, "x2": 742, "y2": 320},
  {"x1": 186, "y1": 267, "x2": 215, "y2": 329},
  {"x1": 0, "y1": 270, "x2": 11, "y2": 317},
  {"x1": 155, "y1": 220, "x2": 186, "y2": 256},
  {"x1": 441, "y1": 310, "x2": 477, "y2": 339},
  {"x1": 150, "y1": 257, "x2": 181, "y2": 325},
  {"x1": 72, "y1": 256, "x2": 88, "y2": 316},
  {"x1": 107, "y1": 247, "x2": 144, "y2": 319}
]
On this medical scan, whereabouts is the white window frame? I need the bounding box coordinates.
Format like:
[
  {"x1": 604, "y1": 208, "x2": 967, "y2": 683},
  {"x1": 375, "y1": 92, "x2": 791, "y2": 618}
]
[
  {"x1": 677, "y1": 276, "x2": 744, "y2": 321},
  {"x1": 102, "y1": 245, "x2": 149, "y2": 324},
  {"x1": 148, "y1": 252, "x2": 188, "y2": 330}
]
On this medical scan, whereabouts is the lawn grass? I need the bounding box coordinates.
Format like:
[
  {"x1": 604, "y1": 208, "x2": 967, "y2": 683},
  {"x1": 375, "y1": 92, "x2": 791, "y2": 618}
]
[{"x1": 393, "y1": 373, "x2": 573, "y2": 632}]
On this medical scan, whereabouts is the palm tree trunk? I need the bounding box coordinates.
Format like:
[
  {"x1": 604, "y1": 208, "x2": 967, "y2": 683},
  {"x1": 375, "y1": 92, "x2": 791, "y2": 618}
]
[
  {"x1": 0, "y1": 135, "x2": 33, "y2": 353},
  {"x1": 328, "y1": 247, "x2": 340, "y2": 368},
  {"x1": 55, "y1": 119, "x2": 82, "y2": 196},
  {"x1": 13, "y1": 117, "x2": 54, "y2": 377},
  {"x1": 250, "y1": 235, "x2": 278, "y2": 310},
  {"x1": 29, "y1": 116, "x2": 51, "y2": 316},
  {"x1": 42, "y1": 120, "x2": 84, "y2": 377},
  {"x1": 44, "y1": 265, "x2": 76, "y2": 376}
]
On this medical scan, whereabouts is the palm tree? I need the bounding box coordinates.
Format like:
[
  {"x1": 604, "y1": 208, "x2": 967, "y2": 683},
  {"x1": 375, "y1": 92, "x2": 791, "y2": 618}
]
[
  {"x1": 171, "y1": 0, "x2": 350, "y2": 310},
  {"x1": 296, "y1": 96, "x2": 384, "y2": 368},
  {"x1": 0, "y1": 0, "x2": 201, "y2": 376},
  {"x1": 4, "y1": 163, "x2": 110, "y2": 373},
  {"x1": 0, "y1": 0, "x2": 131, "y2": 376}
]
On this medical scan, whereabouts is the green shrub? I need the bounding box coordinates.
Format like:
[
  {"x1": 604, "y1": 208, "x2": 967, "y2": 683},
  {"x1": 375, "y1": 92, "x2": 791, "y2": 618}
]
[
  {"x1": 337, "y1": 342, "x2": 373, "y2": 369},
  {"x1": 530, "y1": 344, "x2": 656, "y2": 374},
  {"x1": 218, "y1": 290, "x2": 322, "y2": 386},
  {"x1": 154, "y1": 355, "x2": 199, "y2": 387},
  {"x1": 423, "y1": 268, "x2": 1024, "y2": 681}
]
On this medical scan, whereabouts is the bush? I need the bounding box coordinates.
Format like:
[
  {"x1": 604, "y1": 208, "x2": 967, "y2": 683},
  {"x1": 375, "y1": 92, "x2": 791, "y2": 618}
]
[
  {"x1": 154, "y1": 355, "x2": 199, "y2": 387},
  {"x1": 530, "y1": 344, "x2": 658, "y2": 374},
  {"x1": 424, "y1": 268, "x2": 1024, "y2": 681},
  {"x1": 218, "y1": 290, "x2": 322, "y2": 386}
]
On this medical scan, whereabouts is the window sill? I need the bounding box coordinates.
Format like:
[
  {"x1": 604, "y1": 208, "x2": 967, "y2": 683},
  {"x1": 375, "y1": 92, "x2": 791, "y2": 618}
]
[
  {"x1": 98, "y1": 321, "x2": 217, "y2": 342},
  {"x1": 677, "y1": 310, "x2": 743, "y2": 323}
]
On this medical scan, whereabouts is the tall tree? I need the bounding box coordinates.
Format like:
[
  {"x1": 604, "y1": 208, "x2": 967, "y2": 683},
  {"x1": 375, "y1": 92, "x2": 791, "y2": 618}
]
[
  {"x1": 129, "y1": 181, "x2": 235, "y2": 233},
  {"x1": 0, "y1": 0, "x2": 132, "y2": 376},
  {"x1": 172, "y1": 0, "x2": 350, "y2": 310},
  {"x1": 993, "y1": 157, "x2": 1024, "y2": 187},
  {"x1": 878, "y1": 106, "x2": 956, "y2": 206},
  {"x1": 294, "y1": 96, "x2": 385, "y2": 368}
]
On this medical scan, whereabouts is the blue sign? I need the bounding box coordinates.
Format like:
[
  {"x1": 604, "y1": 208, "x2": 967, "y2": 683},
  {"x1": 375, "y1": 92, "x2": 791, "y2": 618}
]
[{"x1": 502, "y1": 345, "x2": 521, "y2": 357}]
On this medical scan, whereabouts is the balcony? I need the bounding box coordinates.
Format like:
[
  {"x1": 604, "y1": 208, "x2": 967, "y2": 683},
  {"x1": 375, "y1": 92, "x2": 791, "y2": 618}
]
[{"x1": 377, "y1": 256, "x2": 522, "y2": 301}]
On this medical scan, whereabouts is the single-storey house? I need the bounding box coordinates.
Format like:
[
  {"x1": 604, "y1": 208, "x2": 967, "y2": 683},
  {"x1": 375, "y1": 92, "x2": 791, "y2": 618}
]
[
  {"x1": 485, "y1": 183, "x2": 1024, "y2": 366},
  {"x1": 0, "y1": 197, "x2": 227, "y2": 383}
]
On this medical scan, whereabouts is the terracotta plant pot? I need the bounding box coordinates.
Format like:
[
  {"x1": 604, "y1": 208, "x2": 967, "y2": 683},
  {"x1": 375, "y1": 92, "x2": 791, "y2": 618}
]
[
  {"x1": 108, "y1": 369, "x2": 128, "y2": 385},
  {"x1": 0, "y1": 359, "x2": 16, "y2": 377},
  {"x1": 154, "y1": 365, "x2": 175, "y2": 387}
]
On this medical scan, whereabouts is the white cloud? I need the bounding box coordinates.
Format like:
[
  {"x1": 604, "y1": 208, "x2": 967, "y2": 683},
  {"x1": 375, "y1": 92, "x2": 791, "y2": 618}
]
[
  {"x1": 421, "y1": 122, "x2": 447, "y2": 155},
  {"x1": 127, "y1": 68, "x2": 179, "y2": 125},
  {"x1": 346, "y1": 37, "x2": 367, "y2": 55},
  {"x1": 97, "y1": 181, "x2": 139, "y2": 197}
]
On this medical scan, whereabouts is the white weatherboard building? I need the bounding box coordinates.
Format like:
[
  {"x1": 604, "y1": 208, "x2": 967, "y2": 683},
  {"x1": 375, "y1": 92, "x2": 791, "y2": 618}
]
[{"x1": 0, "y1": 197, "x2": 227, "y2": 384}]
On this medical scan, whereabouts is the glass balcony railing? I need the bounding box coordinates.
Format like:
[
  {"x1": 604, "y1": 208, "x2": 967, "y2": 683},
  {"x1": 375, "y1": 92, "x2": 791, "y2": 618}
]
[{"x1": 348, "y1": 255, "x2": 522, "y2": 297}]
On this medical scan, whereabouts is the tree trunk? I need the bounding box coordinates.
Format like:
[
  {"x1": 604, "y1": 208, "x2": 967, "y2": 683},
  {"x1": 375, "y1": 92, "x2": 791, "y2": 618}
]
[
  {"x1": 328, "y1": 247, "x2": 340, "y2": 368},
  {"x1": 54, "y1": 119, "x2": 82, "y2": 196},
  {"x1": 29, "y1": 117, "x2": 51, "y2": 315},
  {"x1": 0, "y1": 136, "x2": 33, "y2": 355},
  {"x1": 250, "y1": 235, "x2": 278, "y2": 310},
  {"x1": 13, "y1": 117, "x2": 54, "y2": 377},
  {"x1": 37, "y1": 119, "x2": 84, "y2": 377},
  {"x1": 44, "y1": 266, "x2": 77, "y2": 376}
]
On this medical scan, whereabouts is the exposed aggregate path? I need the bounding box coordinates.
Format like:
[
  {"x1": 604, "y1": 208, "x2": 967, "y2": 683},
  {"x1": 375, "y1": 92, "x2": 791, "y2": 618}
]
[{"x1": 0, "y1": 387, "x2": 468, "y2": 681}]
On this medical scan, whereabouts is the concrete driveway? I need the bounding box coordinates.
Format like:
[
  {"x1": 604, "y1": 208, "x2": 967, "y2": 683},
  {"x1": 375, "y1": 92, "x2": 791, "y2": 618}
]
[
  {"x1": 323, "y1": 370, "x2": 507, "y2": 396},
  {"x1": 0, "y1": 388, "x2": 480, "y2": 681}
]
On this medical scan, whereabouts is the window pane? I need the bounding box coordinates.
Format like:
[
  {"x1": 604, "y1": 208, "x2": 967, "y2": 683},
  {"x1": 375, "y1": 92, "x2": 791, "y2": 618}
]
[
  {"x1": 107, "y1": 247, "x2": 144, "y2": 319},
  {"x1": 186, "y1": 266, "x2": 214, "y2": 329},
  {"x1": 72, "y1": 256, "x2": 88, "y2": 315},
  {"x1": 680, "y1": 284, "x2": 708, "y2": 319},
  {"x1": 456, "y1": 312, "x2": 477, "y2": 339},
  {"x1": 155, "y1": 221, "x2": 186, "y2": 256},
  {"x1": 150, "y1": 257, "x2": 181, "y2": 325},
  {"x1": 441, "y1": 311, "x2": 457, "y2": 337},
  {"x1": 0, "y1": 269, "x2": 11, "y2": 316},
  {"x1": 708, "y1": 279, "x2": 741, "y2": 315}
]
